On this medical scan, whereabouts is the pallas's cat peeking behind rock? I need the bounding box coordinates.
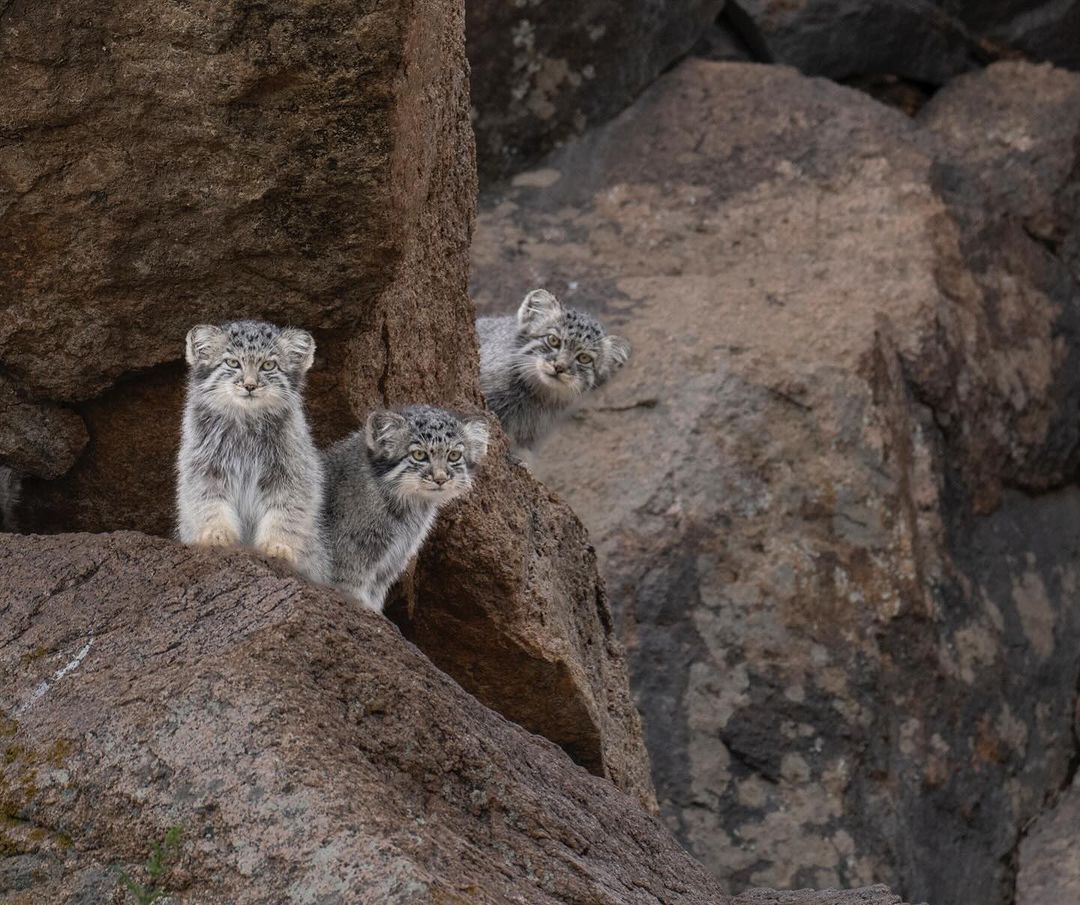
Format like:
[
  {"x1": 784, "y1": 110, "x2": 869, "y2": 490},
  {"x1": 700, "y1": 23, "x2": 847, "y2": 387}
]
[
  {"x1": 476, "y1": 289, "x2": 631, "y2": 451},
  {"x1": 323, "y1": 405, "x2": 489, "y2": 613},
  {"x1": 176, "y1": 320, "x2": 328, "y2": 582}
]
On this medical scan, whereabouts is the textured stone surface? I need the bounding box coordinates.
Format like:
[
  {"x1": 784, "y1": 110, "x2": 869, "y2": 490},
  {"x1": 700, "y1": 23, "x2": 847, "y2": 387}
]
[
  {"x1": 732, "y1": 891, "x2": 908, "y2": 905},
  {"x1": 472, "y1": 59, "x2": 1080, "y2": 905},
  {"x1": 0, "y1": 532, "x2": 907, "y2": 905},
  {"x1": 0, "y1": 378, "x2": 87, "y2": 480},
  {"x1": 1, "y1": 0, "x2": 478, "y2": 534},
  {"x1": 727, "y1": 0, "x2": 1080, "y2": 82},
  {"x1": 466, "y1": 0, "x2": 725, "y2": 182},
  {"x1": 392, "y1": 443, "x2": 656, "y2": 807},
  {"x1": 0, "y1": 0, "x2": 653, "y2": 806},
  {"x1": 1017, "y1": 779, "x2": 1080, "y2": 905}
]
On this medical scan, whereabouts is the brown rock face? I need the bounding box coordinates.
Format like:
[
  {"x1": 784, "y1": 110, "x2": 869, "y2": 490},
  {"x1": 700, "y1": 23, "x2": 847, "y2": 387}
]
[
  {"x1": 0, "y1": 532, "x2": 907, "y2": 905},
  {"x1": 466, "y1": 0, "x2": 725, "y2": 182},
  {"x1": 0, "y1": 0, "x2": 652, "y2": 805},
  {"x1": 393, "y1": 451, "x2": 655, "y2": 806},
  {"x1": 1, "y1": 0, "x2": 478, "y2": 535},
  {"x1": 472, "y1": 59, "x2": 1080, "y2": 905}
]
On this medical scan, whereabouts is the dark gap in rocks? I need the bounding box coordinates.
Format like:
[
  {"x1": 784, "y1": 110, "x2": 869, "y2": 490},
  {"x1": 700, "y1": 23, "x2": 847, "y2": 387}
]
[
  {"x1": 1022, "y1": 221, "x2": 1064, "y2": 259},
  {"x1": 692, "y1": 9, "x2": 759, "y2": 64},
  {"x1": 716, "y1": 1, "x2": 774, "y2": 64},
  {"x1": 842, "y1": 73, "x2": 938, "y2": 117}
]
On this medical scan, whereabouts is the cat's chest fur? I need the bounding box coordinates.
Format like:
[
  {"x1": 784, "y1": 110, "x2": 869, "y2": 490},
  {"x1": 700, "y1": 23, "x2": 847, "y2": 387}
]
[
  {"x1": 195, "y1": 411, "x2": 285, "y2": 532},
  {"x1": 369, "y1": 505, "x2": 437, "y2": 586}
]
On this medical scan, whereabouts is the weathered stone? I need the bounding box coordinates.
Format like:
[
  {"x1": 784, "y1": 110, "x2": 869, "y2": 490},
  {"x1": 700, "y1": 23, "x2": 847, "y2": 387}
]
[
  {"x1": 466, "y1": 0, "x2": 725, "y2": 182},
  {"x1": 472, "y1": 58, "x2": 1080, "y2": 905},
  {"x1": 732, "y1": 891, "x2": 909, "y2": 905},
  {"x1": 0, "y1": 0, "x2": 654, "y2": 808},
  {"x1": 725, "y1": 0, "x2": 1080, "y2": 82},
  {"x1": 1017, "y1": 779, "x2": 1080, "y2": 905},
  {"x1": 0, "y1": 378, "x2": 86, "y2": 480},
  {"x1": 1, "y1": 0, "x2": 478, "y2": 531},
  {"x1": 0, "y1": 532, "x2": 907, "y2": 905},
  {"x1": 392, "y1": 441, "x2": 656, "y2": 808}
]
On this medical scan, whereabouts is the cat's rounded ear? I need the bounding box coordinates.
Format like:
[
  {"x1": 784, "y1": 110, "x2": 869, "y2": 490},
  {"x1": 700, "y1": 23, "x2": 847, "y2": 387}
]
[
  {"x1": 279, "y1": 328, "x2": 316, "y2": 374},
  {"x1": 185, "y1": 325, "x2": 225, "y2": 366},
  {"x1": 461, "y1": 416, "x2": 490, "y2": 464},
  {"x1": 365, "y1": 411, "x2": 410, "y2": 457},
  {"x1": 517, "y1": 289, "x2": 561, "y2": 329},
  {"x1": 599, "y1": 334, "x2": 631, "y2": 380}
]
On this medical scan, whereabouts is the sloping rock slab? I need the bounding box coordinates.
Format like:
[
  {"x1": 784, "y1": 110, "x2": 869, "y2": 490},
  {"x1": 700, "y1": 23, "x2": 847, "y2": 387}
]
[
  {"x1": 0, "y1": 532, "x2": 705, "y2": 903},
  {"x1": 0, "y1": 531, "x2": 906, "y2": 905},
  {"x1": 393, "y1": 440, "x2": 656, "y2": 808}
]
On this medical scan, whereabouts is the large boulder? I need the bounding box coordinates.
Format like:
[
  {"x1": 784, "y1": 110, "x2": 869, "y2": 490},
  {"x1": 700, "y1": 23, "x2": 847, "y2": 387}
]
[
  {"x1": 466, "y1": 0, "x2": 725, "y2": 182},
  {"x1": 393, "y1": 451, "x2": 656, "y2": 804},
  {"x1": 0, "y1": 0, "x2": 478, "y2": 535},
  {"x1": 471, "y1": 59, "x2": 1080, "y2": 905},
  {"x1": 0, "y1": 531, "x2": 907, "y2": 905},
  {"x1": 0, "y1": 0, "x2": 654, "y2": 800},
  {"x1": 726, "y1": 0, "x2": 1080, "y2": 82}
]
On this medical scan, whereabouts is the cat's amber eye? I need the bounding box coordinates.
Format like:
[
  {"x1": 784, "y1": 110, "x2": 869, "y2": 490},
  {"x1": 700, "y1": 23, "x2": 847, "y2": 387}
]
[
  {"x1": 546, "y1": 334, "x2": 561, "y2": 349},
  {"x1": 225, "y1": 357, "x2": 240, "y2": 368},
  {"x1": 448, "y1": 450, "x2": 463, "y2": 463},
  {"x1": 576, "y1": 353, "x2": 594, "y2": 365},
  {"x1": 260, "y1": 360, "x2": 277, "y2": 371},
  {"x1": 411, "y1": 449, "x2": 427, "y2": 462}
]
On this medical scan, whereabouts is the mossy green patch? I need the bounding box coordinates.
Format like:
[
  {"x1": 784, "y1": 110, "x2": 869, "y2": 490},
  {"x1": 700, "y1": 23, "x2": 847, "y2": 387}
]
[
  {"x1": 21, "y1": 647, "x2": 50, "y2": 665},
  {"x1": 46, "y1": 738, "x2": 72, "y2": 767}
]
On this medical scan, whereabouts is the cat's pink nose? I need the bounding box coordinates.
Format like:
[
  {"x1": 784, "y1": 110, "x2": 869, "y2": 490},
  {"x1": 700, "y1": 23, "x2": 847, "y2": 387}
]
[{"x1": 243, "y1": 380, "x2": 257, "y2": 392}]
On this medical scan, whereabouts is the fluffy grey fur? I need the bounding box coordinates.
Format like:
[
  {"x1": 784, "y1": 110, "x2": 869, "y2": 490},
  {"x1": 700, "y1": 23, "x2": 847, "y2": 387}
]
[
  {"x1": 323, "y1": 405, "x2": 489, "y2": 613},
  {"x1": 477, "y1": 289, "x2": 631, "y2": 450},
  {"x1": 0, "y1": 466, "x2": 20, "y2": 532},
  {"x1": 176, "y1": 320, "x2": 328, "y2": 582}
]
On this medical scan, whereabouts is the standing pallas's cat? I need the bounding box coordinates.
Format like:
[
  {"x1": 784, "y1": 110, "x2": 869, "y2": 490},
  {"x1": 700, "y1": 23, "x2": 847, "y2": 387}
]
[
  {"x1": 477, "y1": 289, "x2": 631, "y2": 451},
  {"x1": 323, "y1": 405, "x2": 489, "y2": 613},
  {"x1": 176, "y1": 320, "x2": 327, "y2": 582}
]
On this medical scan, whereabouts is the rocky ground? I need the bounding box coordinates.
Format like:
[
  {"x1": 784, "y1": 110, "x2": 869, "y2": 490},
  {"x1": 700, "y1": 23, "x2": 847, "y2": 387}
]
[{"x1": 0, "y1": 533, "x2": 916, "y2": 904}]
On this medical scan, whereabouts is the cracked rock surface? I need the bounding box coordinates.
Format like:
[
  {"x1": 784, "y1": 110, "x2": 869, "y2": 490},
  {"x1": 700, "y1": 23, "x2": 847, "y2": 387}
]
[
  {"x1": 472, "y1": 59, "x2": 1080, "y2": 905},
  {"x1": 0, "y1": 531, "x2": 907, "y2": 905}
]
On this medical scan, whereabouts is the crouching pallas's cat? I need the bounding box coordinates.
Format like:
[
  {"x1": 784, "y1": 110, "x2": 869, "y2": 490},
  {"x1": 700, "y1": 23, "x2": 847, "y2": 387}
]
[
  {"x1": 176, "y1": 320, "x2": 327, "y2": 582},
  {"x1": 476, "y1": 289, "x2": 631, "y2": 451},
  {"x1": 322, "y1": 405, "x2": 489, "y2": 613}
]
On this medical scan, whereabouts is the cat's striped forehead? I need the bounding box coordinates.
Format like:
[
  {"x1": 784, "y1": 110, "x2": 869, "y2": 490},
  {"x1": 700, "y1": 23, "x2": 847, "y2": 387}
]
[
  {"x1": 401, "y1": 405, "x2": 467, "y2": 446},
  {"x1": 557, "y1": 308, "x2": 606, "y2": 344},
  {"x1": 223, "y1": 320, "x2": 280, "y2": 352}
]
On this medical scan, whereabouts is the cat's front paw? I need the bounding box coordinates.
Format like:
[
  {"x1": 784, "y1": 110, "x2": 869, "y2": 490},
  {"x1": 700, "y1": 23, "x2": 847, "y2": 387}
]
[
  {"x1": 259, "y1": 540, "x2": 301, "y2": 567},
  {"x1": 196, "y1": 523, "x2": 241, "y2": 548}
]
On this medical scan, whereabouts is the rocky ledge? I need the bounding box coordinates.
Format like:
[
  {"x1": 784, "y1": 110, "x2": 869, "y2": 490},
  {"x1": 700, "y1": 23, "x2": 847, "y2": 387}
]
[{"x1": 0, "y1": 531, "x2": 907, "y2": 904}]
